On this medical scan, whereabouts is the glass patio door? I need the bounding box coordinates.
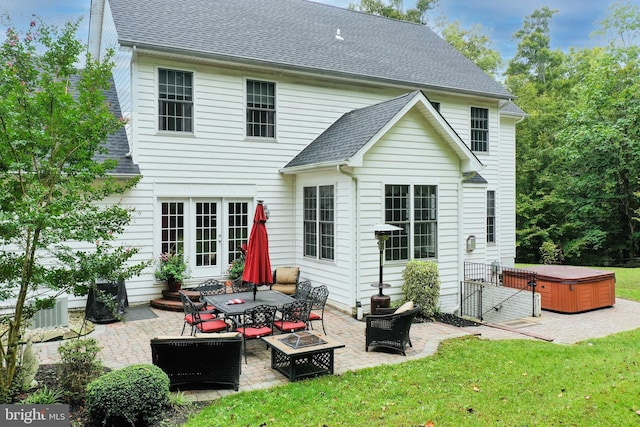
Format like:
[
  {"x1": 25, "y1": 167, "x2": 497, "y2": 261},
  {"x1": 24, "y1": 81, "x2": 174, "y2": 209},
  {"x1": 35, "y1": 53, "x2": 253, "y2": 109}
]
[{"x1": 160, "y1": 200, "x2": 250, "y2": 279}]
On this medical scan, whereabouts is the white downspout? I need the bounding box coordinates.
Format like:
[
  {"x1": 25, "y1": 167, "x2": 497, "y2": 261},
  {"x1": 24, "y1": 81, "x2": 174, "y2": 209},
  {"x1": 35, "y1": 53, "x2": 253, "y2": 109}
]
[
  {"x1": 455, "y1": 171, "x2": 475, "y2": 315},
  {"x1": 126, "y1": 45, "x2": 137, "y2": 158},
  {"x1": 338, "y1": 165, "x2": 359, "y2": 314}
]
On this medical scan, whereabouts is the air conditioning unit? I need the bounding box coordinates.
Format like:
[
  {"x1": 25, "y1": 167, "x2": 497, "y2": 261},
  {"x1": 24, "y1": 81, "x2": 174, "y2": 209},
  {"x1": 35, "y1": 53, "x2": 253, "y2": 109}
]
[{"x1": 31, "y1": 297, "x2": 69, "y2": 329}]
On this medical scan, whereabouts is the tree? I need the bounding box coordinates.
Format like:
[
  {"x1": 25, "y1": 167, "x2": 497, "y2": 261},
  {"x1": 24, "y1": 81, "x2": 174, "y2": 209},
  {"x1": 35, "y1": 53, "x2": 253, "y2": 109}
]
[
  {"x1": 556, "y1": 46, "x2": 640, "y2": 262},
  {"x1": 440, "y1": 20, "x2": 502, "y2": 78},
  {"x1": 348, "y1": 0, "x2": 438, "y2": 24},
  {"x1": 0, "y1": 18, "x2": 148, "y2": 401},
  {"x1": 593, "y1": 0, "x2": 640, "y2": 48},
  {"x1": 507, "y1": 7, "x2": 563, "y2": 85}
]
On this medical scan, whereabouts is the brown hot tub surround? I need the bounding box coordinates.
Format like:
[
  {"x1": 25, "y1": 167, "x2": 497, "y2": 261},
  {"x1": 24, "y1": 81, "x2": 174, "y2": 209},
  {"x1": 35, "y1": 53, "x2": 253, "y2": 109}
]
[{"x1": 503, "y1": 265, "x2": 615, "y2": 314}]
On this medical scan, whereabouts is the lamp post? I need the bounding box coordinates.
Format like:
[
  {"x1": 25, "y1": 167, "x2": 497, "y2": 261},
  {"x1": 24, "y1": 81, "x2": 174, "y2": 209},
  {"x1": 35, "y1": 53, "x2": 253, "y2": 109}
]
[{"x1": 370, "y1": 224, "x2": 402, "y2": 314}]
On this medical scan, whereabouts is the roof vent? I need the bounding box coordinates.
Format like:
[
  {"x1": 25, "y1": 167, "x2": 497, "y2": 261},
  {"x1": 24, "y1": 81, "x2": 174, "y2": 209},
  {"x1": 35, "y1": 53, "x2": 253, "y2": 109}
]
[{"x1": 335, "y1": 29, "x2": 344, "y2": 41}]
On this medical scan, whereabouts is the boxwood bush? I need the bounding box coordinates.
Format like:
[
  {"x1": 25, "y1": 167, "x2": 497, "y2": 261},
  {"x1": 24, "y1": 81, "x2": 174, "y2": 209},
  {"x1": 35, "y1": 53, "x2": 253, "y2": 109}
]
[
  {"x1": 401, "y1": 259, "x2": 440, "y2": 317},
  {"x1": 85, "y1": 364, "x2": 170, "y2": 426}
]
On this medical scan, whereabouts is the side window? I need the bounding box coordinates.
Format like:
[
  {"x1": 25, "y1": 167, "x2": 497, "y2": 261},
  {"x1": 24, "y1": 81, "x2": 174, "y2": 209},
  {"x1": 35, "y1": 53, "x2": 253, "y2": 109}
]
[
  {"x1": 246, "y1": 80, "x2": 275, "y2": 138},
  {"x1": 471, "y1": 107, "x2": 488, "y2": 152},
  {"x1": 158, "y1": 69, "x2": 193, "y2": 132},
  {"x1": 487, "y1": 191, "x2": 496, "y2": 243},
  {"x1": 304, "y1": 185, "x2": 334, "y2": 260},
  {"x1": 384, "y1": 184, "x2": 438, "y2": 260}
]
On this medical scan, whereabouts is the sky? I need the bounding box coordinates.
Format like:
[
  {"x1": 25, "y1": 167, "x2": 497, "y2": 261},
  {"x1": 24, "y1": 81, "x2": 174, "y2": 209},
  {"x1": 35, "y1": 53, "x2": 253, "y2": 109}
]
[{"x1": 1, "y1": 0, "x2": 638, "y2": 61}]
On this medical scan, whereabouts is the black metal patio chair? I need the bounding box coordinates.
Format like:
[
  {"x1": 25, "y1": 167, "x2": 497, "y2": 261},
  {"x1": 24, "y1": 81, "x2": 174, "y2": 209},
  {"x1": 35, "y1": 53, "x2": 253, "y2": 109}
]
[{"x1": 233, "y1": 304, "x2": 277, "y2": 363}]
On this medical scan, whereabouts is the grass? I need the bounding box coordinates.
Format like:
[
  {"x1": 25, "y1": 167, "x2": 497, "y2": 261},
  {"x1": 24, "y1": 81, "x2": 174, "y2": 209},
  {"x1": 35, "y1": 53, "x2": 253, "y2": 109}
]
[{"x1": 182, "y1": 266, "x2": 640, "y2": 426}]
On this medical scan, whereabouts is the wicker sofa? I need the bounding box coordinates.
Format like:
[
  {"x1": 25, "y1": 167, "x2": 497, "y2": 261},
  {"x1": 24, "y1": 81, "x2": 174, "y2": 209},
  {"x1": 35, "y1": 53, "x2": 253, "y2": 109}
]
[
  {"x1": 365, "y1": 304, "x2": 422, "y2": 356},
  {"x1": 150, "y1": 332, "x2": 242, "y2": 390}
]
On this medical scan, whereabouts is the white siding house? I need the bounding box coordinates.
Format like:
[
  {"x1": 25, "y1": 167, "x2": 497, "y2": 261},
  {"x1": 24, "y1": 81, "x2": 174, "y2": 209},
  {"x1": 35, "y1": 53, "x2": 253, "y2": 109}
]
[{"x1": 86, "y1": 0, "x2": 524, "y2": 314}]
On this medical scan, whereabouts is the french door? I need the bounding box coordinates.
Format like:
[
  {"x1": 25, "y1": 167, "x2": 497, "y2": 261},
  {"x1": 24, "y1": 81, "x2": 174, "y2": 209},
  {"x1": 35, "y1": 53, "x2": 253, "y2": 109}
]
[{"x1": 160, "y1": 199, "x2": 250, "y2": 278}]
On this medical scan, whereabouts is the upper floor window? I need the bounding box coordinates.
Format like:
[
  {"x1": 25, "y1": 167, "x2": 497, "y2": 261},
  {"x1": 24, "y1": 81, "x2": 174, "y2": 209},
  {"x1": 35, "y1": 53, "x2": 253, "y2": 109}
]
[
  {"x1": 303, "y1": 185, "x2": 334, "y2": 260},
  {"x1": 158, "y1": 69, "x2": 193, "y2": 132},
  {"x1": 385, "y1": 184, "x2": 438, "y2": 261},
  {"x1": 487, "y1": 190, "x2": 496, "y2": 243},
  {"x1": 471, "y1": 107, "x2": 488, "y2": 152},
  {"x1": 246, "y1": 80, "x2": 275, "y2": 138}
]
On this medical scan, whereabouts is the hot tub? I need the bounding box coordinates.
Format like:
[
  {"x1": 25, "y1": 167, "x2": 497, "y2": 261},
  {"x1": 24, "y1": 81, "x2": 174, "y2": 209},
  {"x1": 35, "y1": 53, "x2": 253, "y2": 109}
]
[{"x1": 503, "y1": 265, "x2": 615, "y2": 313}]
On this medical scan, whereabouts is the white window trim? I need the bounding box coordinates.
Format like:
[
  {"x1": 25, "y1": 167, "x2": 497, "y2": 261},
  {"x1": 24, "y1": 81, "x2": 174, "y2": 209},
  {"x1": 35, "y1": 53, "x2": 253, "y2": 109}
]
[
  {"x1": 155, "y1": 65, "x2": 197, "y2": 136},
  {"x1": 244, "y1": 77, "x2": 277, "y2": 141}
]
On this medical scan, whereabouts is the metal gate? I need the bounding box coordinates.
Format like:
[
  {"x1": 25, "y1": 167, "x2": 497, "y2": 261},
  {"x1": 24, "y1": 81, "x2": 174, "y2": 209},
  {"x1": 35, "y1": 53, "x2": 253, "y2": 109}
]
[{"x1": 461, "y1": 262, "x2": 537, "y2": 321}]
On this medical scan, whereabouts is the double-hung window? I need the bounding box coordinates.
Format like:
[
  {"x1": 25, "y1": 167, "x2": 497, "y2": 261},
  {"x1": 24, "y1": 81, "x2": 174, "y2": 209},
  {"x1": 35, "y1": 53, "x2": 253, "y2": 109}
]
[
  {"x1": 246, "y1": 80, "x2": 275, "y2": 138},
  {"x1": 303, "y1": 185, "x2": 334, "y2": 260},
  {"x1": 487, "y1": 190, "x2": 496, "y2": 243},
  {"x1": 385, "y1": 184, "x2": 437, "y2": 261},
  {"x1": 158, "y1": 69, "x2": 193, "y2": 132},
  {"x1": 470, "y1": 107, "x2": 488, "y2": 152}
]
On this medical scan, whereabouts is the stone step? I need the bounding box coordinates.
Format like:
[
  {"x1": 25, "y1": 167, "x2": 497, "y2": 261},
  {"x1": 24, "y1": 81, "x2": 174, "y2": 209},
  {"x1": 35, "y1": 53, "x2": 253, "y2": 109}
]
[
  {"x1": 161, "y1": 289, "x2": 200, "y2": 302},
  {"x1": 150, "y1": 298, "x2": 184, "y2": 312}
]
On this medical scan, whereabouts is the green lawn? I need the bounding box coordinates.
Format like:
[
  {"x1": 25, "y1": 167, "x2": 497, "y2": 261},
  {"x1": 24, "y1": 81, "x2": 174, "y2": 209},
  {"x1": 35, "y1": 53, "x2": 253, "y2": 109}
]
[{"x1": 182, "y1": 267, "x2": 640, "y2": 426}]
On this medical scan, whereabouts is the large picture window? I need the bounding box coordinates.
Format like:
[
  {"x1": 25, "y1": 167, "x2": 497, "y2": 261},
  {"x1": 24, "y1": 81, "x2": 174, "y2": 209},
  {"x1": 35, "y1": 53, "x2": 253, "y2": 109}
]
[
  {"x1": 470, "y1": 107, "x2": 488, "y2": 152},
  {"x1": 158, "y1": 69, "x2": 193, "y2": 132},
  {"x1": 385, "y1": 184, "x2": 437, "y2": 261},
  {"x1": 246, "y1": 80, "x2": 275, "y2": 138},
  {"x1": 303, "y1": 185, "x2": 334, "y2": 260}
]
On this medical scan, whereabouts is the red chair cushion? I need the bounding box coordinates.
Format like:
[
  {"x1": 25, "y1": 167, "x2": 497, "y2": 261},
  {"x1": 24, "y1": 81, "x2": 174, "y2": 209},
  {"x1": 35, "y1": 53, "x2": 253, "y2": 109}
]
[
  {"x1": 274, "y1": 320, "x2": 306, "y2": 332},
  {"x1": 308, "y1": 312, "x2": 322, "y2": 320},
  {"x1": 237, "y1": 326, "x2": 272, "y2": 339},
  {"x1": 195, "y1": 319, "x2": 228, "y2": 333},
  {"x1": 184, "y1": 313, "x2": 216, "y2": 324}
]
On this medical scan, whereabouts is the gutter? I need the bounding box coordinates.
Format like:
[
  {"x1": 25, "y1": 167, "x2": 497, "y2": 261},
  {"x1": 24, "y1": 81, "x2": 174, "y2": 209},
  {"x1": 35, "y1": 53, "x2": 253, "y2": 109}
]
[{"x1": 122, "y1": 42, "x2": 515, "y2": 102}]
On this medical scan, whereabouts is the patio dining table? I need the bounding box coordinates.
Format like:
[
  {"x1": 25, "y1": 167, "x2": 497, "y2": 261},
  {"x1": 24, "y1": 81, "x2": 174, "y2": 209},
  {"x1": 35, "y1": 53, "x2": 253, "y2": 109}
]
[{"x1": 203, "y1": 289, "x2": 296, "y2": 318}]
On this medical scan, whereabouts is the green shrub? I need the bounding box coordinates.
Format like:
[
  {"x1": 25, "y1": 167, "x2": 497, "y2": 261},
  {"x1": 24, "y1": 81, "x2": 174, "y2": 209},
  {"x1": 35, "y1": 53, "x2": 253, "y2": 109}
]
[
  {"x1": 85, "y1": 364, "x2": 170, "y2": 427},
  {"x1": 401, "y1": 259, "x2": 440, "y2": 317},
  {"x1": 57, "y1": 338, "x2": 103, "y2": 406},
  {"x1": 21, "y1": 385, "x2": 63, "y2": 404}
]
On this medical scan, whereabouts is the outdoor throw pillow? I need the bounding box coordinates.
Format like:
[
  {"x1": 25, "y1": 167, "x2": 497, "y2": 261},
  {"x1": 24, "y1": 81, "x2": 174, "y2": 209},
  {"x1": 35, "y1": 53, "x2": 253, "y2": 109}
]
[
  {"x1": 275, "y1": 267, "x2": 299, "y2": 284},
  {"x1": 394, "y1": 300, "x2": 414, "y2": 314}
]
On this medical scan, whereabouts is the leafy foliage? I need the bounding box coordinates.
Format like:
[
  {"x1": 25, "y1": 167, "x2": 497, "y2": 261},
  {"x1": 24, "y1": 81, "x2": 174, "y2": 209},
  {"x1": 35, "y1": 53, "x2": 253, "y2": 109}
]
[
  {"x1": 0, "y1": 17, "x2": 148, "y2": 401},
  {"x1": 85, "y1": 364, "x2": 170, "y2": 427},
  {"x1": 57, "y1": 338, "x2": 103, "y2": 406},
  {"x1": 348, "y1": 0, "x2": 438, "y2": 24},
  {"x1": 401, "y1": 259, "x2": 440, "y2": 317},
  {"x1": 154, "y1": 251, "x2": 189, "y2": 282},
  {"x1": 20, "y1": 385, "x2": 63, "y2": 404}
]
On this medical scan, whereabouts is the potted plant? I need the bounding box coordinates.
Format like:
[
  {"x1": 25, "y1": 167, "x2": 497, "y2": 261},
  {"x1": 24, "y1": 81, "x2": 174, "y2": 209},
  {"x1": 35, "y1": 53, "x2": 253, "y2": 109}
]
[
  {"x1": 155, "y1": 252, "x2": 189, "y2": 291},
  {"x1": 226, "y1": 244, "x2": 247, "y2": 282}
]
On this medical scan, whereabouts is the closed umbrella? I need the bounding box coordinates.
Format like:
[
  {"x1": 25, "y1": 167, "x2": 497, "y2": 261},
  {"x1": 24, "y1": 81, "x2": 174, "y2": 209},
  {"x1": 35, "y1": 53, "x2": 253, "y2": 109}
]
[{"x1": 242, "y1": 201, "x2": 273, "y2": 300}]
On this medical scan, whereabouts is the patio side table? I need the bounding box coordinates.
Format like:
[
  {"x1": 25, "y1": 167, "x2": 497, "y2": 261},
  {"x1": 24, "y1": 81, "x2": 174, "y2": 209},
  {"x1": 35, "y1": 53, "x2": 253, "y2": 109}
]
[{"x1": 262, "y1": 331, "x2": 345, "y2": 382}]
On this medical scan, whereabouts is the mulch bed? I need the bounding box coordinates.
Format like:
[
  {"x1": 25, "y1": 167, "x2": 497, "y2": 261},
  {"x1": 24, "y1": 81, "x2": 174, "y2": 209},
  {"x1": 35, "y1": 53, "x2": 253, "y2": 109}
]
[{"x1": 430, "y1": 312, "x2": 483, "y2": 327}]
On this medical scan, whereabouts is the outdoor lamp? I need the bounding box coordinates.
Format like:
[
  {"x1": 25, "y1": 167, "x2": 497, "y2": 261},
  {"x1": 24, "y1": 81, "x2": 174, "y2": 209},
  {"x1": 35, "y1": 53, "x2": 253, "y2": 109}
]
[
  {"x1": 258, "y1": 200, "x2": 270, "y2": 220},
  {"x1": 372, "y1": 224, "x2": 403, "y2": 293},
  {"x1": 466, "y1": 235, "x2": 476, "y2": 252}
]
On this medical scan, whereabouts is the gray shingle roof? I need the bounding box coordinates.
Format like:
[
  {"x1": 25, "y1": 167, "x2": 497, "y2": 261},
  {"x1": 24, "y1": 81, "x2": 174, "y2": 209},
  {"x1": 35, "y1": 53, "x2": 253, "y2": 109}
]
[
  {"x1": 285, "y1": 91, "x2": 418, "y2": 168},
  {"x1": 107, "y1": 0, "x2": 513, "y2": 99},
  {"x1": 71, "y1": 74, "x2": 139, "y2": 176}
]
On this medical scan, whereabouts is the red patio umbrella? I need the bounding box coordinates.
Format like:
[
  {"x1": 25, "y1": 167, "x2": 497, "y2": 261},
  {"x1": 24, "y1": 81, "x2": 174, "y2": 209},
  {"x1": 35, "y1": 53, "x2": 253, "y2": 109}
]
[{"x1": 242, "y1": 201, "x2": 273, "y2": 300}]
